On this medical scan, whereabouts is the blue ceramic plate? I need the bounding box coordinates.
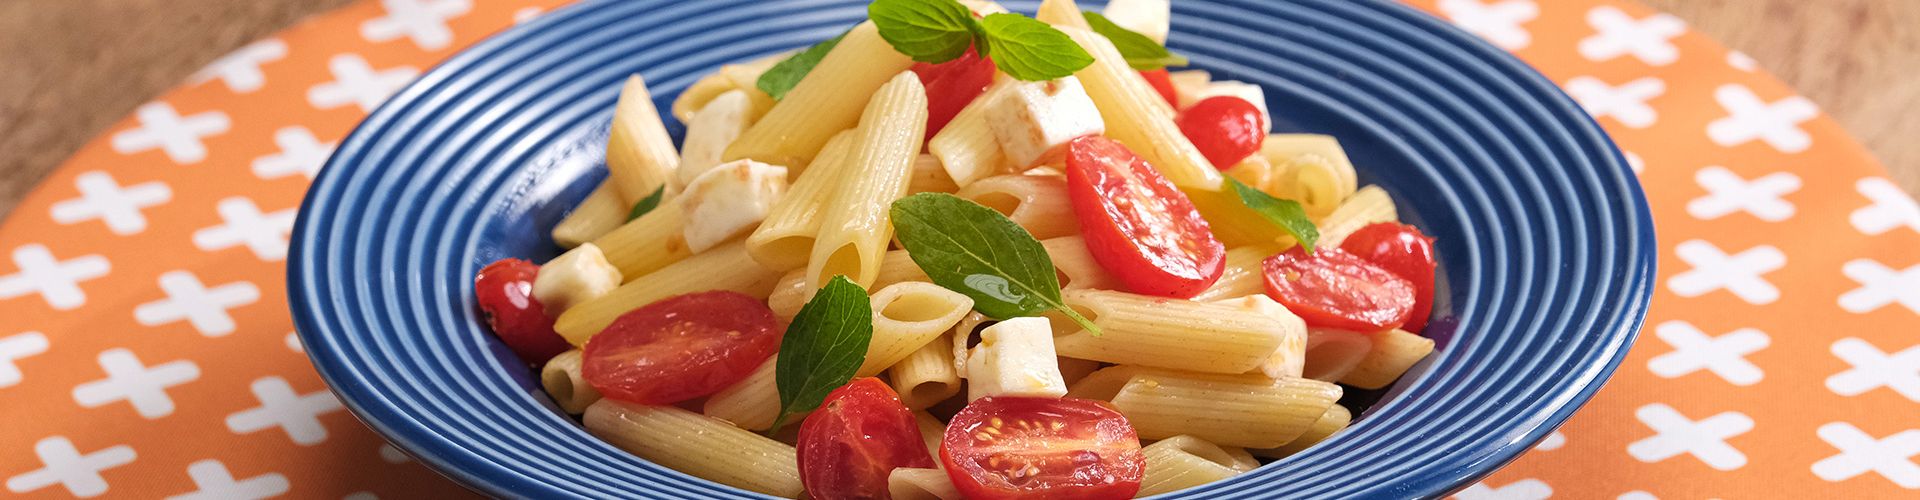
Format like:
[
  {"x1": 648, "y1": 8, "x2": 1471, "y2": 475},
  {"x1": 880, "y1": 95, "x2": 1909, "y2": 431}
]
[{"x1": 289, "y1": 0, "x2": 1654, "y2": 497}]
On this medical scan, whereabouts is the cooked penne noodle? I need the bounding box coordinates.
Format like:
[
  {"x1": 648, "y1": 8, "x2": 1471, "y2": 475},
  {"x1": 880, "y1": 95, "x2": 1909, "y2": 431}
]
[
  {"x1": 1138, "y1": 435, "x2": 1256, "y2": 496},
  {"x1": 765, "y1": 269, "x2": 809, "y2": 321},
  {"x1": 1036, "y1": 0, "x2": 1094, "y2": 30},
  {"x1": 1056, "y1": 356, "x2": 1104, "y2": 387},
  {"x1": 702, "y1": 358, "x2": 783, "y2": 431},
  {"x1": 605, "y1": 75, "x2": 681, "y2": 204},
  {"x1": 1066, "y1": 365, "x2": 1143, "y2": 401},
  {"x1": 890, "y1": 332, "x2": 963, "y2": 410},
  {"x1": 1340, "y1": 329, "x2": 1435, "y2": 390},
  {"x1": 949, "y1": 311, "x2": 991, "y2": 378},
  {"x1": 554, "y1": 241, "x2": 782, "y2": 345},
  {"x1": 909, "y1": 154, "x2": 961, "y2": 194},
  {"x1": 588, "y1": 200, "x2": 689, "y2": 280},
  {"x1": 675, "y1": 89, "x2": 757, "y2": 187},
  {"x1": 1252, "y1": 403, "x2": 1352, "y2": 458},
  {"x1": 928, "y1": 79, "x2": 1017, "y2": 188},
  {"x1": 860, "y1": 282, "x2": 973, "y2": 376},
  {"x1": 807, "y1": 72, "x2": 928, "y2": 289},
  {"x1": 1192, "y1": 243, "x2": 1285, "y2": 302},
  {"x1": 1186, "y1": 186, "x2": 1291, "y2": 248},
  {"x1": 539, "y1": 349, "x2": 600, "y2": 414},
  {"x1": 1266, "y1": 134, "x2": 1360, "y2": 217},
  {"x1": 584, "y1": 400, "x2": 802, "y2": 497},
  {"x1": 551, "y1": 182, "x2": 627, "y2": 248},
  {"x1": 1316, "y1": 185, "x2": 1397, "y2": 249},
  {"x1": 1223, "y1": 155, "x2": 1283, "y2": 196},
  {"x1": 1221, "y1": 295, "x2": 1308, "y2": 379},
  {"x1": 1302, "y1": 328, "x2": 1373, "y2": 382},
  {"x1": 1057, "y1": 26, "x2": 1218, "y2": 189},
  {"x1": 670, "y1": 52, "x2": 785, "y2": 122},
  {"x1": 1046, "y1": 289, "x2": 1287, "y2": 374},
  {"x1": 1043, "y1": 236, "x2": 1122, "y2": 290},
  {"x1": 888, "y1": 468, "x2": 962, "y2": 500},
  {"x1": 725, "y1": 22, "x2": 915, "y2": 169},
  {"x1": 957, "y1": 174, "x2": 1080, "y2": 240},
  {"x1": 746, "y1": 131, "x2": 854, "y2": 271},
  {"x1": 1110, "y1": 369, "x2": 1342, "y2": 448},
  {"x1": 913, "y1": 411, "x2": 946, "y2": 464}
]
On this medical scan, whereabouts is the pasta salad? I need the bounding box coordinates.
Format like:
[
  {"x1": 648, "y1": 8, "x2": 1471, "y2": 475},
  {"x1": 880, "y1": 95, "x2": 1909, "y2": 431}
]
[{"x1": 471, "y1": 0, "x2": 1440, "y2": 498}]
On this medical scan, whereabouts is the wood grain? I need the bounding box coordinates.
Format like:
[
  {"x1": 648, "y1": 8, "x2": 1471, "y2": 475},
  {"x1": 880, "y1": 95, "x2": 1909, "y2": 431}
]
[{"x1": 0, "y1": 0, "x2": 1915, "y2": 218}]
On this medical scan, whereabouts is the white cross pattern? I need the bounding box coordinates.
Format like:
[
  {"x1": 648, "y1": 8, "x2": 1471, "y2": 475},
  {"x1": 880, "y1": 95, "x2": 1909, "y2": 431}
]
[
  {"x1": 133, "y1": 271, "x2": 261, "y2": 337},
  {"x1": 1565, "y1": 76, "x2": 1665, "y2": 129},
  {"x1": 226, "y1": 376, "x2": 345, "y2": 445},
  {"x1": 70, "y1": 348, "x2": 201, "y2": 419},
  {"x1": 1536, "y1": 430, "x2": 1566, "y2": 451},
  {"x1": 1578, "y1": 6, "x2": 1685, "y2": 65},
  {"x1": 49, "y1": 171, "x2": 173, "y2": 235},
  {"x1": 108, "y1": 102, "x2": 230, "y2": 165},
  {"x1": 1647, "y1": 321, "x2": 1768, "y2": 386},
  {"x1": 188, "y1": 39, "x2": 288, "y2": 93},
  {"x1": 1666, "y1": 240, "x2": 1785, "y2": 304},
  {"x1": 1707, "y1": 84, "x2": 1818, "y2": 153},
  {"x1": 1728, "y1": 51, "x2": 1759, "y2": 72},
  {"x1": 1455, "y1": 478, "x2": 1551, "y2": 500},
  {"x1": 1850, "y1": 177, "x2": 1920, "y2": 236},
  {"x1": 285, "y1": 332, "x2": 304, "y2": 353},
  {"x1": 1436, "y1": 0, "x2": 1538, "y2": 51},
  {"x1": 164, "y1": 460, "x2": 290, "y2": 500},
  {"x1": 4, "y1": 437, "x2": 136, "y2": 498},
  {"x1": 0, "y1": 244, "x2": 111, "y2": 310},
  {"x1": 1840, "y1": 259, "x2": 1920, "y2": 315},
  {"x1": 361, "y1": 0, "x2": 472, "y2": 50},
  {"x1": 308, "y1": 54, "x2": 420, "y2": 113},
  {"x1": 252, "y1": 126, "x2": 336, "y2": 180},
  {"x1": 378, "y1": 444, "x2": 411, "y2": 463},
  {"x1": 0, "y1": 331, "x2": 49, "y2": 388},
  {"x1": 1686, "y1": 166, "x2": 1799, "y2": 222},
  {"x1": 344, "y1": 493, "x2": 379, "y2": 500},
  {"x1": 1624, "y1": 150, "x2": 1645, "y2": 174},
  {"x1": 1813, "y1": 422, "x2": 1920, "y2": 488},
  {"x1": 1827, "y1": 337, "x2": 1920, "y2": 402},
  {"x1": 1628, "y1": 403, "x2": 1751, "y2": 470},
  {"x1": 192, "y1": 197, "x2": 297, "y2": 261},
  {"x1": 513, "y1": 7, "x2": 545, "y2": 23},
  {"x1": 1617, "y1": 492, "x2": 1657, "y2": 500}
]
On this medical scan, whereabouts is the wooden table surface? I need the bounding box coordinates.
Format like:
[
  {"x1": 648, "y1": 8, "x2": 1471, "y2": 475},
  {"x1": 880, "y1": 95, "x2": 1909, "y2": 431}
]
[{"x1": 1, "y1": 0, "x2": 1915, "y2": 217}]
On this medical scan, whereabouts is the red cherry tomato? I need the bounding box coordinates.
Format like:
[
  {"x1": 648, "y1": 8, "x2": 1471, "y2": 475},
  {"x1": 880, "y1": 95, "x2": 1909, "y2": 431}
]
[
  {"x1": 474, "y1": 259, "x2": 570, "y2": 364},
  {"x1": 1262, "y1": 248, "x2": 1416, "y2": 331},
  {"x1": 911, "y1": 48, "x2": 996, "y2": 142},
  {"x1": 1176, "y1": 96, "x2": 1267, "y2": 169},
  {"x1": 582, "y1": 291, "x2": 781, "y2": 404},
  {"x1": 798, "y1": 378, "x2": 935, "y2": 500},
  {"x1": 1341, "y1": 223, "x2": 1438, "y2": 332},
  {"x1": 941, "y1": 397, "x2": 1144, "y2": 500},
  {"x1": 1064, "y1": 136, "x2": 1226, "y2": 298},
  {"x1": 1139, "y1": 69, "x2": 1179, "y2": 108}
]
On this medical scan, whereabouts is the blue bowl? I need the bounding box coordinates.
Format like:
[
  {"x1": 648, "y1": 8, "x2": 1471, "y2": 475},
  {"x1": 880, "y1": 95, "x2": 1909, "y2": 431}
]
[{"x1": 289, "y1": 0, "x2": 1654, "y2": 497}]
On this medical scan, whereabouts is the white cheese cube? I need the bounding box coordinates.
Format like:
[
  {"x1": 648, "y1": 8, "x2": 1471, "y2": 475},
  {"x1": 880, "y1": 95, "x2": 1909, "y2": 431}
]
[
  {"x1": 675, "y1": 89, "x2": 755, "y2": 188},
  {"x1": 966, "y1": 317, "x2": 1069, "y2": 401},
  {"x1": 679, "y1": 159, "x2": 789, "y2": 253},
  {"x1": 1178, "y1": 81, "x2": 1272, "y2": 135},
  {"x1": 987, "y1": 76, "x2": 1105, "y2": 168},
  {"x1": 532, "y1": 243, "x2": 624, "y2": 314},
  {"x1": 1102, "y1": 0, "x2": 1171, "y2": 44},
  {"x1": 1223, "y1": 294, "x2": 1307, "y2": 379}
]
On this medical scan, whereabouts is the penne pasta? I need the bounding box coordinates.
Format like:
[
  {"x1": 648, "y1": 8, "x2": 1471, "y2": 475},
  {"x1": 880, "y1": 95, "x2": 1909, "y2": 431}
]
[
  {"x1": 1109, "y1": 369, "x2": 1342, "y2": 448},
  {"x1": 724, "y1": 22, "x2": 915, "y2": 169},
  {"x1": 1252, "y1": 403, "x2": 1352, "y2": 458},
  {"x1": 1192, "y1": 243, "x2": 1286, "y2": 302},
  {"x1": 1302, "y1": 328, "x2": 1373, "y2": 382},
  {"x1": 746, "y1": 130, "x2": 854, "y2": 271},
  {"x1": 670, "y1": 52, "x2": 784, "y2": 123},
  {"x1": 1138, "y1": 435, "x2": 1256, "y2": 496},
  {"x1": 806, "y1": 71, "x2": 928, "y2": 289},
  {"x1": 1339, "y1": 328, "x2": 1435, "y2": 390},
  {"x1": 1266, "y1": 134, "x2": 1360, "y2": 218},
  {"x1": 588, "y1": 200, "x2": 689, "y2": 281},
  {"x1": 539, "y1": 349, "x2": 601, "y2": 414},
  {"x1": 949, "y1": 311, "x2": 992, "y2": 378},
  {"x1": 675, "y1": 89, "x2": 758, "y2": 187},
  {"x1": 927, "y1": 78, "x2": 1018, "y2": 188},
  {"x1": 604, "y1": 75, "x2": 681, "y2": 204},
  {"x1": 909, "y1": 154, "x2": 961, "y2": 195},
  {"x1": 769, "y1": 249, "x2": 932, "y2": 319},
  {"x1": 1316, "y1": 185, "x2": 1398, "y2": 249},
  {"x1": 1046, "y1": 289, "x2": 1287, "y2": 374},
  {"x1": 1036, "y1": 0, "x2": 1093, "y2": 29},
  {"x1": 913, "y1": 411, "x2": 946, "y2": 464},
  {"x1": 1057, "y1": 357, "x2": 1104, "y2": 387},
  {"x1": 584, "y1": 400, "x2": 802, "y2": 497},
  {"x1": 1042, "y1": 236, "x2": 1123, "y2": 290},
  {"x1": 1056, "y1": 26, "x2": 1218, "y2": 189},
  {"x1": 888, "y1": 468, "x2": 962, "y2": 500},
  {"x1": 1223, "y1": 295, "x2": 1308, "y2": 379},
  {"x1": 551, "y1": 182, "x2": 627, "y2": 248},
  {"x1": 860, "y1": 282, "x2": 974, "y2": 376},
  {"x1": 956, "y1": 174, "x2": 1080, "y2": 241},
  {"x1": 554, "y1": 241, "x2": 782, "y2": 346},
  {"x1": 890, "y1": 332, "x2": 963, "y2": 410},
  {"x1": 702, "y1": 357, "x2": 783, "y2": 431}
]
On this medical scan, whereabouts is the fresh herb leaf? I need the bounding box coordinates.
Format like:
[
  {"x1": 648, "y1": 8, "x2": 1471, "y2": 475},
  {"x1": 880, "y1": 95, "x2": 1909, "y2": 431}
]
[
  {"x1": 625, "y1": 185, "x2": 665, "y2": 221},
  {"x1": 769, "y1": 275, "x2": 873, "y2": 433},
  {"x1": 1225, "y1": 177, "x2": 1320, "y2": 252},
  {"x1": 757, "y1": 32, "x2": 847, "y2": 101},
  {"x1": 869, "y1": 0, "x2": 980, "y2": 63},
  {"x1": 1081, "y1": 11, "x2": 1188, "y2": 70},
  {"x1": 890, "y1": 193, "x2": 1100, "y2": 334},
  {"x1": 978, "y1": 13, "x2": 1095, "y2": 81}
]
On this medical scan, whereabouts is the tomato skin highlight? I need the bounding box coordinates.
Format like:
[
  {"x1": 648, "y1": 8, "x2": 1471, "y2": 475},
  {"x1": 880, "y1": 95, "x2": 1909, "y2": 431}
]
[
  {"x1": 1139, "y1": 69, "x2": 1179, "y2": 108},
  {"x1": 1341, "y1": 222, "x2": 1438, "y2": 332},
  {"x1": 581, "y1": 291, "x2": 781, "y2": 405},
  {"x1": 941, "y1": 397, "x2": 1143, "y2": 500},
  {"x1": 911, "y1": 48, "x2": 996, "y2": 142},
  {"x1": 474, "y1": 259, "x2": 570, "y2": 364},
  {"x1": 797, "y1": 378, "x2": 934, "y2": 500},
  {"x1": 1064, "y1": 136, "x2": 1226, "y2": 298},
  {"x1": 1262, "y1": 248, "x2": 1417, "y2": 331},
  {"x1": 1176, "y1": 96, "x2": 1267, "y2": 169}
]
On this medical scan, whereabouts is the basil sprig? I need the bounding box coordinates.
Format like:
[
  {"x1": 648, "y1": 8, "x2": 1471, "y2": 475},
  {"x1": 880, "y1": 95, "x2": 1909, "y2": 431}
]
[
  {"x1": 1081, "y1": 11, "x2": 1188, "y2": 70},
  {"x1": 890, "y1": 193, "x2": 1100, "y2": 335},
  {"x1": 868, "y1": 0, "x2": 1093, "y2": 81},
  {"x1": 769, "y1": 275, "x2": 873, "y2": 433},
  {"x1": 1225, "y1": 178, "x2": 1320, "y2": 252}
]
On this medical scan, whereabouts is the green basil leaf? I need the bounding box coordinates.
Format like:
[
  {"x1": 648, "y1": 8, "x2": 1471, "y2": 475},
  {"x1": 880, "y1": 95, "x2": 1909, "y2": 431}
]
[
  {"x1": 978, "y1": 13, "x2": 1095, "y2": 81},
  {"x1": 1225, "y1": 177, "x2": 1320, "y2": 252},
  {"x1": 756, "y1": 31, "x2": 847, "y2": 101},
  {"x1": 625, "y1": 185, "x2": 666, "y2": 221},
  {"x1": 769, "y1": 275, "x2": 872, "y2": 432},
  {"x1": 869, "y1": 0, "x2": 979, "y2": 63},
  {"x1": 1080, "y1": 10, "x2": 1188, "y2": 70},
  {"x1": 890, "y1": 193, "x2": 1100, "y2": 334}
]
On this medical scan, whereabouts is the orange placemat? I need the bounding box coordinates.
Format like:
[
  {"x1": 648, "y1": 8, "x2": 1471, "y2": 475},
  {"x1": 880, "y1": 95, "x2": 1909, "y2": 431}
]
[{"x1": 2, "y1": 0, "x2": 1915, "y2": 498}]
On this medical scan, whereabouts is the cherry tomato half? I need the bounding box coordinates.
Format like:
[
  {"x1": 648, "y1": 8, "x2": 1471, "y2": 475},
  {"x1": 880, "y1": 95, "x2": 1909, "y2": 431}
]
[
  {"x1": 1176, "y1": 96, "x2": 1267, "y2": 169},
  {"x1": 911, "y1": 48, "x2": 996, "y2": 142},
  {"x1": 1065, "y1": 136, "x2": 1226, "y2": 298},
  {"x1": 475, "y1": 259, "x2": 570, "y2": 365},
  {"x1": 941, "y1": 397, "x2": 1144, "y2": 500},
  {"x1": 582, "y1": 291, "x2": 781, "y2": 405},
  {"x1": 1262, "y1": 248, "x2": 1416, "y2": 331},
  {"x1": 798, "y1": 378, "x2": 935, "y2": 500},
  {"x1": 1341, "y1": 222, "x2": 1438, "y2": 332},
  {"x1": 1139, "y1": 69, "x2": 1179, "y2": 108}
]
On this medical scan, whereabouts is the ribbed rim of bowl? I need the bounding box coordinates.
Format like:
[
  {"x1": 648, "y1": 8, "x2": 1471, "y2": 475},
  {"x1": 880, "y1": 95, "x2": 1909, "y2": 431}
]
[{"x1": 288, "y1": 0, "x2": 1654, "y2": 498}]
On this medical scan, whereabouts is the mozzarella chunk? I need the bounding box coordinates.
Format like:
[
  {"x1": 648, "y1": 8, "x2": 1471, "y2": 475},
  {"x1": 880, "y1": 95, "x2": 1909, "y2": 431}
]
[
  {"x1": 966, "y1": 317, "x2": 1069, "y2": 401},
  {"x1": 1179, "y1": 81, "x2": 1272, "y2": 135},
  {"x1": 679, "y1": 159, "x2": 790, "y2": 253},
  {"x1": 1102, "y1": 0, "x2": 1171, "y2": 44},
  {"x1": 675, "y1": 90, "x2": 755, "y2": 187},
  {"x1": 1222, "y1": 294, "x2": 1307, "y2": 379},
  {"x1": 987, "y1": 76, "x2": 1105, "y2": 168},
  {"x1": 532, "y1": 243, "x2": 624, "y2": 314}
]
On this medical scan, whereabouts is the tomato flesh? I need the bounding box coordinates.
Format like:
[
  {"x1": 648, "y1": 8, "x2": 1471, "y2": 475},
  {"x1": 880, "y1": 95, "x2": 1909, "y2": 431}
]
[
  {"x1": 1341, "y1": 222, "x2": 1438, "y2": 332},
  {"x1": 474, "y1": 259, "x2": 570, "y2": 365},
  {"x1": 1176, "y1": 96, "x2": 1267, "y2": 169},
  {"x1": 1262, "y1": 248, "x2": 1416, "y2": 331},
  {"x1": 798, "y1": 378, "x2": 934, "y2": 500},
  {"x1": 1139, "y1": 69, "x2": 1179, "y2": 108},
  {"x1": 1065, "y1": 136, "x2": 1225, "y2": 298},
  {"x1": 941, "y1": 397, "x2": 1142, "y2": 500},
  {"x1": 911, "y1": 48, "x2": 996, "y2": 142},
  {"x1": 582, "y1": 291, "x2": 781, "y2": 404}
]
